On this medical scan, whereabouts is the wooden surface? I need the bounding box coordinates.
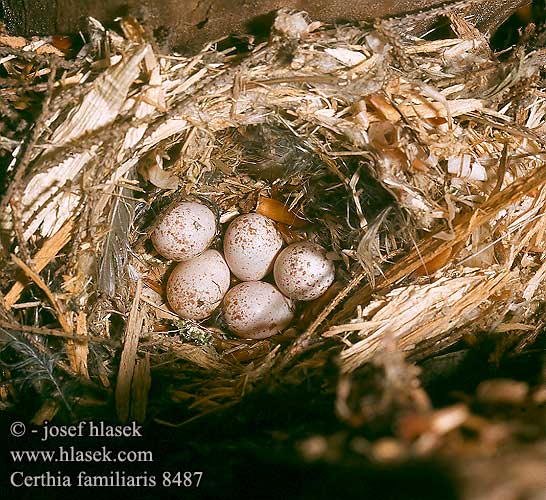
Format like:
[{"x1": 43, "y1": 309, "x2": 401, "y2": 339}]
[{"x1": 1, "y1": 0, "x2": 530, "y2": 53}]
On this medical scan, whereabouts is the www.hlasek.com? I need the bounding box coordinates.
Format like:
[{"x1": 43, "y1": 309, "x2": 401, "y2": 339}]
[
  {"x1": 8, "y1": 420, "x2": 202, "y2": 488},
  {"x1": 11, "y1": 446, "x2": 153, "y2": 463}
]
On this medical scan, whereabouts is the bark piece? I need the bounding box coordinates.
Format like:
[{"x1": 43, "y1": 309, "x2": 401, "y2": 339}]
[
  {"x1": 1, "y1": 0, "x2": 530, "y2": 53},
  {"x1": 115, "y1": 280, "x2": 144, "y2": 422}
]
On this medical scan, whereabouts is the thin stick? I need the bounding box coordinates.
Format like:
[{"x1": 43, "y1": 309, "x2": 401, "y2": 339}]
[
  {"x1": 9, "y1": 197, "x2": 32, "y2": 264},
  {"x1": 11, "y1": 254, "x2": 72, "y2": 333},
  {"x1": 0, "y1": 62, "x2": 57, "y2": 216},
  {"x1": 0, "y1": 319, "x2": 112, "y2": 343},
  {"x1": 5, "y1": 218, "x2": 74, "y2": 309}
]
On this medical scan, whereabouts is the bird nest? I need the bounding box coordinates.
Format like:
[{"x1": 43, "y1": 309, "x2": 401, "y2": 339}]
[{"x1": 0, "y1": 5, "x2": 545, "y2": 444}]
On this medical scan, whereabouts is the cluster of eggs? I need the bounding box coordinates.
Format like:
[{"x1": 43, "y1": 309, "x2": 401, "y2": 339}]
[{"x1": 151, "y1": 201, "x2": 335, "y2": 339}]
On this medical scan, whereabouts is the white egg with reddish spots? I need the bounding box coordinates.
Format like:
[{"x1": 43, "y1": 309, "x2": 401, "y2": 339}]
[
  {"x1": 151, "y1": 201, "x2": 216, "y2": 261},
  {"x1": 222, "y1": 281, "x2": 294, "y2": 339},
  {"x1": 223, "y1": 213, "x2": 283, "y2": 281},
  {"x1": 274, "y1": 242, "x2": 335, "y2": 301},
  {"x1": 166, "y1": 250, "x2": 230, "y2": 320}
]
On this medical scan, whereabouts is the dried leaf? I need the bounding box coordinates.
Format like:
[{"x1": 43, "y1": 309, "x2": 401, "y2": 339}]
[{"x1": 256, "y1": 197, "x2": 307, "y2": 227}]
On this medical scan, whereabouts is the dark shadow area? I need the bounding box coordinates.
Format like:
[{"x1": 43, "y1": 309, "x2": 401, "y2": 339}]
[
  {"x1": 245, "y1": 10, "x2": 277, "y2": 40},
  {"x1": 419, "y1": 331, "x2": 545, "y2": 407},
  {"x1": 491, "y1": 0, "x2": 545, "y2": 51}
]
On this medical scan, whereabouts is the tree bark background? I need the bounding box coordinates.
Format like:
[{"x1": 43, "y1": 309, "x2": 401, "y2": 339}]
[{"x1": 1, "y1": 0, "x2": 530, "y2": 53}]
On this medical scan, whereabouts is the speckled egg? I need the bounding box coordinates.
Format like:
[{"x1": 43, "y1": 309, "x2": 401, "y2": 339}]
[
  {"x1": 166, "y1": 250, "x2": 230, "y2": 320},
  {"x1": 222, "y1": 281, "x2": 294, "y2": 339},
  {"x1": 223, "y1": 213, "x2": 283, "y2": 281},
  {"x1": 273, "y1": 242, "x2": 335, "y2": 301},
  {"x1": 151, "y1": 201, "x2": 217, "y2": 261}
]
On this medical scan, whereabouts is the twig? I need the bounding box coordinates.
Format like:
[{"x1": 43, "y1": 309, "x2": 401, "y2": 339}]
[
  {"x1": 489, "y1": 143, "x2": 509, "y2": 199},
  {"x1": 9, "y1": 197, "x2": 32, "y2": 264},
  {"x1": 11, "y1": 254, "x2": 72, "y2": 333},
  {"x1": 0, "y1": 47, "x2": 74, "y2": 69},
  {"x1": 5, "y1": 218, "x2": 74, "y2": 309},
  {"x1": 0, "y1": 319, "x2": 112, "y2": 343},
  {"x1": 0, "y1": 62, "x2": 57, "y2": 216}
]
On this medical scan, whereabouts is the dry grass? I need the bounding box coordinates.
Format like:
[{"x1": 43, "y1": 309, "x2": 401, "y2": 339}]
[{"x1": 0, "y1": 7, "x2": 544, "y2": 492}]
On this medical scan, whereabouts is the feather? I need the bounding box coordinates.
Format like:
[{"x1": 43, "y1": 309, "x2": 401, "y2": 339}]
[
  {"x1": 98, "y1": 183, "x2": 136, "y2": 298},
  {"x1": 0, "y1": 328, "x2": 70, "y2": 410}
]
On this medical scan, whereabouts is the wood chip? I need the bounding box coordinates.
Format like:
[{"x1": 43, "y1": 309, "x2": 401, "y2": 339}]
[
  {"x1": 115, "y1": 280, "x2": 144, "y2": 422},
  {"x1": 31, "y1": 400, "x2": 60, "y2": 426},
  {"x1": 4, "y1": 218, "x2": 74, "y2": 309},
  {"x1": 130, "y1": 353, "x2": 151, "y2": 422},
  {"x1": 65, "y1": 311, "x2": 90, "y2": 378}
]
